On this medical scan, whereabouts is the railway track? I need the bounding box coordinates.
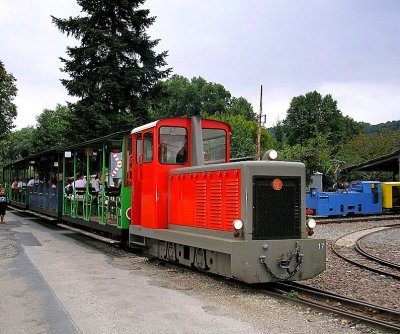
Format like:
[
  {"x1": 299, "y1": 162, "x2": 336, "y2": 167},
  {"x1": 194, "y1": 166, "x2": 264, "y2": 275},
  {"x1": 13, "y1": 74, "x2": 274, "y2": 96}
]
[
  {"x1": 314, "y1": 213, "x2": 400, "y2": 224},
  {"x1": 332, "y1": 226, "x2": 400, "y2": 279},
  {"x1": 355, "y1": 228, "x2": 400, "y2": 270},
  {"x1": 267, "y1": 281, "x2": 400, "y2": 332}
]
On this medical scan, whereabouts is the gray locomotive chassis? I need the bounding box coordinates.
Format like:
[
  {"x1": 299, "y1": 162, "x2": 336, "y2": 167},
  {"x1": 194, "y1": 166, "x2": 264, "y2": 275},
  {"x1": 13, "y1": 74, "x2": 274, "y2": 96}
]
[
  {"x1": 129, "y1": 161, "x2": 326, "y2": 284},
  {"x1": 130, "y1": 225, "x2": 326, "y2": 283}
]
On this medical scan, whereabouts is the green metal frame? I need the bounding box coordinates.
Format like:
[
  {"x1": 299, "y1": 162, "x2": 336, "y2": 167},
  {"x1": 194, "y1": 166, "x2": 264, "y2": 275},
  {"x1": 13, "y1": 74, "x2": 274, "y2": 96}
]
[
  {"x1": 60, "y1": 132, "x2": 131, "y2": 230},
  {"x1": 98, "y1": 142, "x2": 107, "y2": 225}
]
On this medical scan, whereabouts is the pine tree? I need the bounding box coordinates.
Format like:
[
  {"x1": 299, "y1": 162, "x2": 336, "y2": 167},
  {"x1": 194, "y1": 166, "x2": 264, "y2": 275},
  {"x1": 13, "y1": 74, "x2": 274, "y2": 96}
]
[{"x1": 52, "y1": 0, "x2": 170, "y2": 141}]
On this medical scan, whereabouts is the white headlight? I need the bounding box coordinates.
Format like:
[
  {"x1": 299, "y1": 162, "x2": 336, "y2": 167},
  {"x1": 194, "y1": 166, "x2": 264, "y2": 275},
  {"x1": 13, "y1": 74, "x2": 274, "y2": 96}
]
[
  {"x1": 262, "y1": 149, "x2": 278, "y2": 161},
  {"x1": 307, "y1": 219, "x2": 316, "y2": 229},
  {"x1": 233, "y1": 219, "x2": 243, "y2": 230}
]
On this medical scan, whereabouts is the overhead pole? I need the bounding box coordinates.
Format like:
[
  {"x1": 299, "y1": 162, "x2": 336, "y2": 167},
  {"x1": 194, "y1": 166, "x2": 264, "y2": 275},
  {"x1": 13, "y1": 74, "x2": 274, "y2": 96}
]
[{"x1": 257, "y1": 85, "x2": 263, "y2": 160}]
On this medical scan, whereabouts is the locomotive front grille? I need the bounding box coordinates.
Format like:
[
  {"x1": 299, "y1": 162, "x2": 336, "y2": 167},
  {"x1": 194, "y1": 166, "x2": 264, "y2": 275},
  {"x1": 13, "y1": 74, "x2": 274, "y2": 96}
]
[{"x1": 253, "y1": 176, "x2": 301, "y2": 240}]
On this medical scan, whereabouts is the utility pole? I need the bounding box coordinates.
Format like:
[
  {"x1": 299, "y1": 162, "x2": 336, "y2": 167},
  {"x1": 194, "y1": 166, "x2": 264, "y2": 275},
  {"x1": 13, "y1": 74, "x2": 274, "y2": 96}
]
[{"x1": 257, "y1": 85, "x2": 263, "y2": 160}]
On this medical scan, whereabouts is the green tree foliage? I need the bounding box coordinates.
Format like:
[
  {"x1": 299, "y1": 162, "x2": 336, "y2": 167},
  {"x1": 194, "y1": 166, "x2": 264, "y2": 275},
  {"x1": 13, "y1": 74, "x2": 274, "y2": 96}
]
[
  {"x1": 282, "y1": 91, "x2": 362, "y2": 151},
  {"x1": 152, "y1": 75, "x2": 261, "y2": 158},
  {"x1": 0, "y1": 106, "x2": 72, "y2": 167},
  {"x1": 209, "y1": 114, "x2": 273, "y2": 158},
  {"x1": 0, "y1": 60, "x2": 17, "y2": 139},
  {"x1": 337, "y1": 128, "x2": 400, "y2": 165},
  {"x1": 0, "y1": 127, "x2": 35, "y2": 182},
  {"x1": 363, "y1": 120, "x2": 400, "y2": 134},
  {"x1": 229, "y1": 97, "x2": 257, "y2": 121},
  {"x1": 32, "y1": 105, "x2": 72, "y2": 152},
  {"x1": 279, "y1": 134, "x2": 332, "y2": 185},
  {"x1": 151, "y1": 75, "x2": 256, "y2": 120},
  {"x1": 52, "y1": 0, "x2": 170, "y2": 142},
  {"x1": 336, "y1": 128, "x2": 400, "y2": 182},
  {"x1": 277, "y1": 91, "x2": 400, "y2": 185},
  {"x1": 272, "y1": 120, "x2": 286, "y2": 148},
  {"x1": 0, "y1": 127, "x2": 35, "y2": 161}
]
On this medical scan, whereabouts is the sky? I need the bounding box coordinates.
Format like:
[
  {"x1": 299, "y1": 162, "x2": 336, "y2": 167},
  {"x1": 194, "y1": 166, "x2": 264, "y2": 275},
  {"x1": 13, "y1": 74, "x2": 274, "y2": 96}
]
[{"x1": 1, "y1": 0, "x2": 399, "y2": 129}]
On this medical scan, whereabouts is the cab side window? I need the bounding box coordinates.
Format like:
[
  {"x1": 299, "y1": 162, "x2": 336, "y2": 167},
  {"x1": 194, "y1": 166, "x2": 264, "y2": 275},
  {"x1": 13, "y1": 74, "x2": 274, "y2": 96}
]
[
  {"x1": 136, "y1": 137, "x2": 142, "y2": 163},
  {"x1": 136, "y1": 132, "x2": 153, "y2": 163},
  {"x1": 143, "y1": 132, "x2": 153, "y2": 163},
  {"x1": 158, "y1": 126, "x2": 187, "y2": 165},
  {"x1": 202, "y1": 128, "x2": 227, "y2": 164}
]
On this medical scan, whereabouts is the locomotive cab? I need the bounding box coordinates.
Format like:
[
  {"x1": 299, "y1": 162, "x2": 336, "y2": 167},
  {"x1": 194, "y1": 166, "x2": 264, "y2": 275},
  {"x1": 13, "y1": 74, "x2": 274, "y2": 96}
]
[{"x1": 130, "y1": 117, "x2": 230, "y2": 229}]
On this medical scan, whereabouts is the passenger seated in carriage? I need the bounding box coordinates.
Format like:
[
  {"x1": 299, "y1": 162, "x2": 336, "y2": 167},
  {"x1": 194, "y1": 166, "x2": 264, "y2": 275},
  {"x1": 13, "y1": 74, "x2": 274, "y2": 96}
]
[
  {"x1": 74, "y1": 173, "x2": 86, "y2": 188},
  {"x1": 27, "y1": 175, "x2": 40, "y2": 187},
  {"x1": 65, "y1": 178, "x2": 73, "y2": 197}
]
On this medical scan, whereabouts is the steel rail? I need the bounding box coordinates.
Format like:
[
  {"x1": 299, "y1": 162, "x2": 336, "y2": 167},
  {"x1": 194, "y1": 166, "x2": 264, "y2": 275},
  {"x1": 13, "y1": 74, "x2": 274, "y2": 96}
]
[
  {"x1": 355, "y1": 227, "x2": 400, "y2": 270},
  {"x1": 268, "y1": 282, "x2": 400, "y2": 332},
  {"x1": 315, "y1": 214, "x2": 400, "y2": 224},
  {"x1": 332, "y1": 231, "x2": 400, "y2": 280}
]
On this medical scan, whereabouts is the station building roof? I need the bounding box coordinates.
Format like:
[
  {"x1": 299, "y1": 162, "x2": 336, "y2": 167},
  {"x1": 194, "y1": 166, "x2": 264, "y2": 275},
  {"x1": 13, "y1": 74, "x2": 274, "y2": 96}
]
[{"x1": 343, "y1": 148, "x2": 400, "y2": 175}]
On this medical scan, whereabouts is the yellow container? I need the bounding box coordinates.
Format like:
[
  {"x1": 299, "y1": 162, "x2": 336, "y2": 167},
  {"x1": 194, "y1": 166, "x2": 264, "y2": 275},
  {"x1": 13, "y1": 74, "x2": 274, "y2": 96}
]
[{"x1": 381, "y1": 182, "x2": 400, "y2": 209}]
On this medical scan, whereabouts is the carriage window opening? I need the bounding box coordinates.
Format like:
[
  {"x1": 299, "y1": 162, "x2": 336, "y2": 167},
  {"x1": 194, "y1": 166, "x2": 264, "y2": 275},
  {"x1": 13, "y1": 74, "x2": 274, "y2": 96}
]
[
  {"x1": 202, "y1": 128, "x2": 226, "y2": 164},
  {"x1": 143, "y1": 132, "x2": 153, "y2": 163},
  {"x1": 159, "y1": 127, "x2": 187, "y2": 165}
]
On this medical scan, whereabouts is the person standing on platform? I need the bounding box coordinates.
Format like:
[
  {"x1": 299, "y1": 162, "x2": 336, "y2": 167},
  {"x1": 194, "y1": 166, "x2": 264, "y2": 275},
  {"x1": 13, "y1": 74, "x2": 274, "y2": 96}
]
[{"x1": 0, "y1": 188, "x2": 7, "y2": 224}]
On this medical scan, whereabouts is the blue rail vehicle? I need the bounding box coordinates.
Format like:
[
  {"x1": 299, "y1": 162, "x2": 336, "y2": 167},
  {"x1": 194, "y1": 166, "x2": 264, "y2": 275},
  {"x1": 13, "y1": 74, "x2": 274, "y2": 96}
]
[{"x1": 306, "y1": 181, "x2": 382, "y2": 216}]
